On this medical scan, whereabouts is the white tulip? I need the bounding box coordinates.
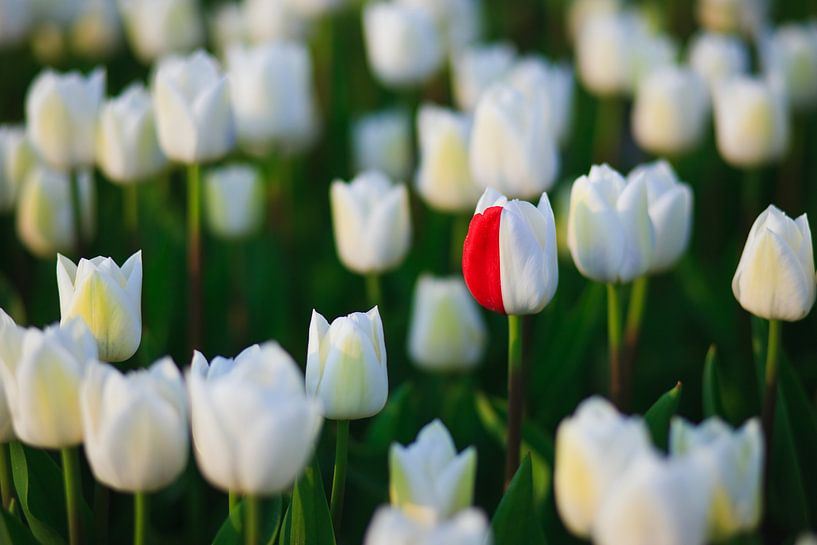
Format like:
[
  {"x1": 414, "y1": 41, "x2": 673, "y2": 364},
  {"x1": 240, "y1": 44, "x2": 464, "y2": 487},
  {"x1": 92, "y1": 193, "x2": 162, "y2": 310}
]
[
  {"x1": 0, "y1": 317, "x2": 97, "y2": 448},
  {"x1": 400, "y1": 0, "x2": 480, "y2": 55},
  {"x1": 244, "y1": 0, "x2": 305, "y2": 45},
  {"x1": 670, "y1": 417, "x2": 763, "y2": 540},
  {"x1": 227, "y1": 41, "x2": 318, "y2": 155},
  {"x1": 362, "y1": 1, "x2": 443, "y2": 88},
  {"x1": 204, "y1": 163, "x2": 264, "y2": 239},
  {"x1": 16, "y1": 166, "x2": 95, "y2": 258},
  {"x1": 81, "y1": 358, "x2": 188, "y2": 492},
  {"x1": 0, "y1": 311, "x2": 14, "y2": 442},
  {"x1": 452, "y1": 42, "x2": 516, "y2": 112},
  {"x1": 97, "y1": 83, "x2": 168, "y2": 184},
  {"x1": 306, "y1": 307, "x2": 388, "y2": 420},
  {"x1": 0, "y1": 0, "x2": 33, "y2": 46},
  {"x1": 688, "y1": 32, "x2": 750, "y2": 92},
  {"x1": 57, "y1": 252, "x2": 142, "y2": 363},
  {"x1": 566, "y1": 0, "x2": 622, "y2": 41},
  {"x1": 797, "y1": 534, "x2": 817, "y2": 545},
  {"x1": 762, "y1": 23, "x2": 817, "y2": 111},
  {"x1": 364, "y1": 506, "x2": 493, "y2": 545},
  {"x1": 25, "y1": 68, "x2": 105, "y2": 170},
  {"x1": 696, "y1": 0, "x2": 768, "y2": 36},
  {"x1": 415, "y1": 104, "x2": 481, "y2": 213},
  {"x1": 567, "y1": 164, "x2": 655, "y2": 283},
  {"x1": 119, "y1": 0, "x2": 204, "y2": 63},
  {"x1": 0, "y1": 126, "x2": 34, "y2": 213},
  {"x1": 627, "y1": 161, "x2": 693, "y2": 272},
  {"x1": 632, "y1": 66, "x2": 709, "y2": 156},
  {"x1": 152, "y1": 50, "x2": 235, "y2": 163},
  {"x1": 732, "y1": 205, "x2": 816, "y2": 321},
  {"x1": 208, "y1": 3, "x2": 248, "y2": 58},
  {"x1": 554, "y1": 396, "x2": 651, "y2": 538},
  {"x1": 70, "y1": 0, "x2": 122, "y2": 59},
  {"x1": 576, "y1": 11, "x2": 638, "y2": 96},
  {"x1": 469, "y1": 83, "x2": 559, "y2": 199},
  {"x1": 330, "y1": 171, "x2": 411, "y2": 274},
  {"x1": 353, "y1": 109, "x2": 411, "y2": 183},
  {"x1": 631, "y1": 32, "x2": 678, "y2": 89},
  {"x1": 188, "y1": 343, "x2": 323, "y2": 494}
]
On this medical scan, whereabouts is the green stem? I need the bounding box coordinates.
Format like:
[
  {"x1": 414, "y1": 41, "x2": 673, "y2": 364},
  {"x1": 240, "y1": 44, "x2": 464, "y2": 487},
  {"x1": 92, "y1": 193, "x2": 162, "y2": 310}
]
[
  {"x1": 607, "y1": 283, "x2": 623, "y2": 408},
  {"x1": 61, "y1": 447, "x2": 82, "y2": 545},
  {"x1": 450, "y1": 214, "x2": 470, "y2": 272},
  {"x1": 762, "y1": 320, "x2": 781, "y2": 462},
  {"x1": 69, "y1": 170, "x2": 86, "y2": 257},
  {"x1": 504, "y1": 314, "x2": 523, "y2": 488},
  {"x1": 125, "y1": 184, "x2": 139, "y2": 237},
  {"x1": 0, "y1": 442, "x2": 11, "y2": 509},
  {"x1": 593, "y1": 97, "x2": 623, "y2": 165},
  {"x1": 330, "y1": 419, "x2": 349, "y2": 533},
  {"x1": 365, "y1": 273, "x2": 382, "y2": 308},
  {"x1": 187, "y1": 163, "x2": 202, "y2": 352},
  {"x1": 622, "y1": 276, "x2": 649, "y2": 408},
  {"x1": 244, "y1": 494, "x2": 259, "y2": 545},
  {"x1": 228, "y1": 492, "x2": 240, "y2": 528},
  {"x1": 742, "y1": 169, "x2": 762, "y2": 229},
  {"x1": 134, "y1": 492, "x2": 147, "y2": 545}
]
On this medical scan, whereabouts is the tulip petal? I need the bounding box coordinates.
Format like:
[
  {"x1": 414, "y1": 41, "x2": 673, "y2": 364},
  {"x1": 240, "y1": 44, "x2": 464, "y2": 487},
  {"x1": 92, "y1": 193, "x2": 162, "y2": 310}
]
[{"x1": 462, "y1": 206, "x2": 505, "y2": 313}]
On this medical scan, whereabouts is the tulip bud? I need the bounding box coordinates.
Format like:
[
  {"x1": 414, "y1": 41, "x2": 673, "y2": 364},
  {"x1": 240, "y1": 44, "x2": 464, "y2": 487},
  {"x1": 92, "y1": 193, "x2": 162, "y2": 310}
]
[
  {"x1": 714, "y1": 76, "x2": 789, "y2": 168},
  {"x1": 306, "y1": 307, "x2": 388, "y2": 420},
  {"x1": 797, "y1": 534, "x2": 817, "y2": 545},
  {"x1": 119, "y1": 0, "x2": 204, "y2": 63},
  {"x1": 81, "y1": 358, "x2": 188, "y2": 492},
  {"x1": 732, "y1": 205, "x2": 816, "y2": 321},
  {"x1": 0, "y1": 0, "x2": 32, "y2": 46},
  {"x1": 462, "y1": 188, "x2": 558, "y2": 315},
  {"x1": 627, "y1": 161, "x2": 693, "y2": 272},
  {"x1": 670, "y1": 417, "x2": 763, "y2": 540},
  {"x1": 567, "y1": 164, "x2": 655, "y2": 283},
  {"x1": 204, "y1": 163, "x2": 264, "y2": 239},
  {"x1": 632, "y1": 66, "x2": 709, "y2": 156},
  {"x1": 0, "y1": 317, "x2": 97, "y2": 448},
  {"x1": 415, "y1": 104, "x2": 481, "y2": 213},
  {"x1": 227, "y1": 41, "x2": 318, "y2": 155},
  {"x1": 25, "y1": 68, "x2": 105, "y2": 170},
  {"x1": 399, "y1": 0, "x2": 480, "y2": 55},
  {"x1": 762, "y1": 23, "x2": 817, "y2": 111},
  {"x1": 696, "y1": 0, "x2": 767, "y2": 36},
  {"x1": 631, "y1": 32, "x2": 678, "y2": 89},
  {"x1": 362, "y1": 2, "x2": 443, "y2": 88},
  {"x1": 69, "y1": 0, "x2": 122, "y2": 60},
  {"x1": 330, "y1": 171, "x2": 411, "y2": 274},
  {"x1": 244, "y1": 0, "x2": 306, "y2": 45},
  {"x1": 688, "y1": 32, "x2": 750, "y2": 92},
  {"x1": 353, "y1": 109, "x2": 411, "y2": 184},
  {"x1": 566, "y1": 0, "x2": 622, "y2": 43},
  {"x1": 209, "y1": 3, "x2": 248, "y2": 58},
  {"x1": 576, "y1": 11, "x2": 637, "y2": 96},
  {"x1": 593, "y1": 450, "x2": 712, "y2": 545},
  {"x1": 452, "y1": 42, "x2": 516, "y2": 112},
  {"x1": 390, "y1": 419, "x2": 476, "y2": 520},
  {"x1": 0, "y1": 311, "x2": 14, "y2": 442},
  {"x1": 364, "y1": 506, "x2": 493, "y2": 545},
  {"x1": 16, "y1": 165, "x2": 95, "y2": 258},
  {"x1": 0, "y1": 126, "x2": 35, "y2": 213},
  {"x1": 469, "y1": 83, "x2": 559, "y2": 199},
  {"x1": 188, "y1": 343, "x2": 323, "y2": 494},
  {"x1": 554, "y1": 396, "x2": 651, "y2": 538},
  {"x1": 97, "y1": 84, "x2": 167, "y2": 184}
]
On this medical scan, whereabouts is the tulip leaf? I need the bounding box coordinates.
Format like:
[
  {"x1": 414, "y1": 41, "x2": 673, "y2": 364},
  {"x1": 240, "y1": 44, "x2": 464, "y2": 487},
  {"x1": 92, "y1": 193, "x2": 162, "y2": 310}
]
[
  {"x1": 702, "y1": 345, "x2": 725, "y2": 419},
  {"x1": 212, "y1": 496, "x2": 283, "y2": 545},
  {"x1": 9, "y1": 443, "x2": 68, "y2": 545},
  {"x1": 279, "y1": 461, "x2": 336, "y2": 545},
  {"x1": 643, "y1": 382, "x2": 682, "y2": 451},
  {"x1": 491, "y1": 455, "x2": 546, "y2": 545},
  {"x1": 0, "y1": 507, "x2": 39, "y2": 545}
]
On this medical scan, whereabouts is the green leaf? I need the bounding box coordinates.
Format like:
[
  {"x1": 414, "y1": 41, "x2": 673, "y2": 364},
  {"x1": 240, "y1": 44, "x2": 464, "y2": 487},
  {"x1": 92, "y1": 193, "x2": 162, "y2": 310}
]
[
  {"x1": 702, "y1": 345, "x2": 725, "y2": 419},
  {"x1": 491, "y1": 456, "x2": 546, "y2": 545},
  {"x1": 644, "y1": 382, "x2": 682, "y2": 451},
  {"x1": 212, "y1": 497, "x2": 283, "y2": 545},
  {"x1": 0, "y1": 507, "x2": 39, "y2": 545},
  {"x1": 279, "y1": 461, "x2": 336, "y2": 545}
]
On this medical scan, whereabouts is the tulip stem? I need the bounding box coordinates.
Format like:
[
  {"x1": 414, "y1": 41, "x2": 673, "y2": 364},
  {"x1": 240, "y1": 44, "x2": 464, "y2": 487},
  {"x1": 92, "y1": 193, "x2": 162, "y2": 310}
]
[
  {"x1": 0, "y1": 442, "x2": 12, "y2": 509},
  {"x1": 228, "y1": 492, "x2": 240, "y2": 527},
  {"x1": 69, "y1": 170, "x2": 86, "y2": 257},
  {"x1": 125, "y1": 184, "x2": 139, "y2": 237},
  {"x1": 330, "y1": 419, "x2": 349, "y2": 533},
  {"x1": 61, "y1": 447, "x2": 82, "y2": 545},
  {"x1": 451, "y1": 214, "x2": 470, "y2": 272},
  {"x1": 607, "y1": 283, "x2": 623, "y2": 408},
  {"x1": 244, "y1": 494, "x2": 259, "y2": 545},
  {"x1": 762, "y1": 320, "x2": 781, "y2": 468},
  {"x1": 134, "y1": 492, "x2": 148, "y2": 545},
  {"x1": 187, "y1": 163, "x2": 203, "y2": 352},
  {"x1": 505, "y1": 314, "x2": 524, "y2": 488},
  {"x1": 593, "y1": 97, "x2": 623, "y2": 165},
  {"x1": 365, "y1": 273, "x2": 382, "y2": 307},
  {"x1": 622, "y1": 276, "x2": 649, "y2": 409}
]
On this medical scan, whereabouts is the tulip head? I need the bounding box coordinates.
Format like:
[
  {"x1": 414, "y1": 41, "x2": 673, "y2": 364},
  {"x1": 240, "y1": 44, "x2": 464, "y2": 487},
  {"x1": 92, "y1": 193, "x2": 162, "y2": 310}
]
[
  {"x1": 364, "y1": 506, "x2": 493, "y2": 545},
  {"x1": 696, "y1": 0, "x2": 767, "y2": 36},
  {"x1": 204, "y1": 164, "x2": 265, "y2": 239},
  {"x1": 0, "y1": 311, "x2": 15, "y2": 442},
  {"x1": 0, "y1": 126, "x2": 35, "y2": 213},
  {"x1": 576, "y1": 11, "x2": 637, "y2": 96},
  {"x1": 119, "y1": 0, "x2": 204, "y2": 63},
  {"x1": 353, "y1": 109, "x2": 411, "y2": 183},
  {"x1": 452, "y1": 42, "x2": 516, "y2": 111},
  {"x1": 244, "y1": 0, "x2": 306, "y2": 45},
  {"x1": 732, "y1": 205, "x2": 816, "y2": 321},
  {"x1": 306, "y1": 307, "x2": 388, "y2": 420},
  {"x1": 57, "y1": 252, "x2": 142, "y2": 362},
  {"x1": 566, "y1": 0, "x2": 622, "y2": 43},
  {"x1": 688, "y1": 32, "x2": 750, "y2": 92},
  {"x1": 762, "y1": 23, "x2": 817, "y2": 111}
]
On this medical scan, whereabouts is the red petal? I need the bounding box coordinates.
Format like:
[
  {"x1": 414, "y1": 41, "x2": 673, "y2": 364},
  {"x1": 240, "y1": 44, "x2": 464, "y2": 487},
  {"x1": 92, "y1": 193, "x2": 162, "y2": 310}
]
[{"x1": 462, "y1": 206, "x2": 505, "y2": 314}]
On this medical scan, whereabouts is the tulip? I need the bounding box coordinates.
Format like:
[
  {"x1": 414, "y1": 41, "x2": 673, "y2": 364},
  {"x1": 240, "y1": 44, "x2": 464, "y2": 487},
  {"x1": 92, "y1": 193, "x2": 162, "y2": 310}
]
[
  {"x1": 797, "y1": 534, "x2": 817, "y2": 545},
  {"x1": 593, "y1": 450, "x2": 712, "y2": 545},
  {"x1": 152, "y1": 50, "x2": 235, "y2": 164},
  {"x1": 399, "y1": 0, "x2": 480, "y2": 55},
  {"x1": 415, "y1": 105, "x2": 481, "y2": 213},
  {"x1": 244, "y1": 0, "x2": 306, "y2": 45},
  {"x1": 576, "y1": 11, "x2": 638, "y2": 96},
  {"x1": 696, "y1": 0, "x2": 767, "y2": 36},
  {"x1": 353, "y1": 109, "x2": 412, "y2": 183},
  {"x1": 407, "y1": 275, "x2": 486, "y2": 372},
  {"x1": 452, "y1": 42, "x2": 516, "y2": 111},
  {"x1": 688, "y1": 32, "x2": 750, "y2": 92},
  {"x1": 70, "y1": 0, "x2": 122, "y2": 60},
  {"x1": 554, "y1": 396, "x2": 651, "y2": 537},
  {"x1": 762, "y1": 23, "x2": 817, "y2": 111},
  {"x1": 0, "y1": 126, "x2": 35, "y2": 213},
  {"x1": 188, "y1": 343, "x2": 323, "y2": 494},
  {"x1": 0, "y1": 312, "x2": 14, "y2": 443},
  {"x1": 631, "y1": 32, "x2": 678, "y2": 89},
  {"x1": 16, "y1": 165, "x2": 95, "y2": 258},
  {"x1": 208, "y1": 3, "x2": 248, "y2": 58},
  {"x1": 390, "y1": 420, "x2": 476, "y2": 520},
  {"x1": 469, "y1": 83, "x2": 559, "y2": 199},
  {"x1": 330, "y1": 171, "x2": 411, "y2": 275},
  {"x1": 713, "y1": 75, "x2": 789, "y2": 168},
  {"x1": 631, "y1": 66, "x2": 709, "y2": 156},
  {"x1": 25, "y1": 68, "x2": 105, "y2": 170},
  {"x1": 362, "y1": 1, "x2": 443, "y2": 88},
  {"x1": 227, "y1": 41, "x2": 318, "y2": 155},
  {"x1": 566, "y1": 0, "x2": 622, "y2": 43},
  {"x1": 364, "y1": 506, "x2": 492, "y2": 545},
  {"x1": 96, "y1": 83, "x2": 168, "y2": 184},
  {"x1": 119, "y1": 0, "x2": 204, "y2": 63},
  {"x1": 0, "y1": 0, "x2": 32, "y2": 46},
  {"x1": 670, "y1": 417, "x2": 763, "y2": 540},
  {"x1": 57, "y1": 252, "x2": 142, "y2": 363},
  {"x1": 204, "y1": 163, "x2": 265, "y2": 239},
  {"x1": 81, "y1": 358, "x2": 188, "y2": 492}
]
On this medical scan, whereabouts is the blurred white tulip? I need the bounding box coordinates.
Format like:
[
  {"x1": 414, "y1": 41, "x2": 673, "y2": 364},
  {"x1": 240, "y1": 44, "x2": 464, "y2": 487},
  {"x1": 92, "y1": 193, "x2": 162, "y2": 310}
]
[
  {"x1": 306, "y1": 307, "x2": 388, "y2": 419},
  {"x1": 762, "y1": 23, "x2": 817, "y2": 111},
  {"x1": 566, "y1": 0, "x2": 622, "y2": 43},
  {"x1": 688, "y1": 32, "x2": 750, "y2": 92},
  {"x1": 189, "y1": 343, "x2": 323, "y2": 494},
  {"x1": 0, "y1": 126, "x2": 34, "y2": 213},
  {"x1": 244, "y1": 0, "x2": 305, "y2": 44},
  {"x1": 696, "y1": 0, "x2": 768, "y2": 36},
  {"x1": 0, "y1": 0, "x2": 33, "y2": 46},
  {"x1": 364, "y1": 506, "x2": 492, "y2": 545},
  {"x1": 399, "y1": 0, "x2": 481, "y2": 55},
  {"x1": 208, "y1": 3, "x2": 248, "y2": 58},
  {"x1": 70, "y1": 0, "x2": 122, "y2": 59},
  {"x1": 797, "y1": 533, "x2": 817, "y2": 545},
  {"x1": 82, "y1": 358, "x2": 188, "y2": 492},
  {"x1": 204, "y1": 163, "x2": 264, "y2": 239},
  {"x1": 353, "y1": 109, "x2": 412, "y2": 183},
  {"x1": 452, "y1": 42, "x2": 516, "y2": 111},
  {"x1": 0, "y1": 311, "x2": 14, "y2": 442},
  {"x1": 119, "y1": 0, "x2": 204, "y2": 63}
]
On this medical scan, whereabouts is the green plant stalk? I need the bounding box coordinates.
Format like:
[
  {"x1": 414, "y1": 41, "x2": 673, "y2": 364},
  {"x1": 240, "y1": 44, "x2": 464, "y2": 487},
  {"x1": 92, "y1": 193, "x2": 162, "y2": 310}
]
[
  {"x1": 607, "y1": 283, "x2": 623, "y2": 408},
  {"x1": 330, "y1": 419, "x2": 350, "y2": 533},
  {"x1": 134, "y1": 492, "x2": 148, "y2": 545},
  {"x1": 125, "y1": 184, "x2": 139, "y2": 236},
  {"x1": 762, "y1": 319, "x2": 781, "y2": 463},
  {"x1": 69, "y1": 170, "x2": 86, "y2": 257},
  {"x1": 0, "y1": 442, "x2": 11, "y2": 509},
  {"x1": 244, "y1": 494, "x2": 259, "y2": 545},
  {"x1": 504, "y1": 314, "x2": 523, "y2": 488},
  {"x1": 187, "y1": 163, "x2": 203, "y2": 352},
  {"x1": 365, "y1": 273, "x2": 382, "y2": 308},
  {"x1": 228, "y1": 491, "x2": 241, "y2": 528},
  {"x1": 622, "y1": 276, "x2": 649, "y2": 408},
  {"x1": 593, "y1": 97, "x2": 623, "y2": 165},
  {"x1": 451, "y1": 214, "x2": 470, "y2": 272},
  {"x1": 61, "y1": 447, "x2": 82, "y2": 545}
]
